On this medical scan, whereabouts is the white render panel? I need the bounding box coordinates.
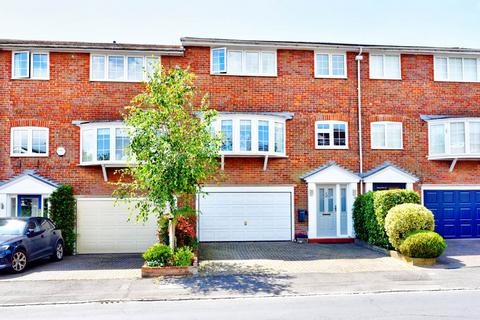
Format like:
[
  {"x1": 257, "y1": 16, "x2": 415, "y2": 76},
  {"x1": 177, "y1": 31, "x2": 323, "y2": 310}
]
[
  {"x1": 198, "y1": 191, "x2": 292, "y2": 242},
  {"x1": 76, "y1": 199, "x2": 157, "y2": 254}
]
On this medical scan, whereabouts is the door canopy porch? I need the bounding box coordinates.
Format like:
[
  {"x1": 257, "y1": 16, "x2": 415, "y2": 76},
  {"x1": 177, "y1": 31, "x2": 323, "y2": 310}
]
[{"x1": 300, "y1": 161, "x2": 361, "y2": 184}]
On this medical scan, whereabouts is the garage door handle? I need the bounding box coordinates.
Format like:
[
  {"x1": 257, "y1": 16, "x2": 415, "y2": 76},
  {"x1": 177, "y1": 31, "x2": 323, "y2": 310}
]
[{"x1": 244, "y1": 221, "x2": 247, "y2": 226}]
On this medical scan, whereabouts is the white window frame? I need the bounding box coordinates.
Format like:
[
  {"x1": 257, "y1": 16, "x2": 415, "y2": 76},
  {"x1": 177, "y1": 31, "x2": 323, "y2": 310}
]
[
  {"x1": 433, "y1": 55, "x2": 480, "y2": 82},
  {"x1": 314, "y1": 51, "x2": 347, "y2": 78},
  {"x1": 427, "y1": 118, "x2": 480, "y2": 160},
  {"x1": 10, "y1": 127, "x2": 49, "y2": 157},
  {"x1": 370, "y1": 121, "x2": 403, "y2": 150},
  {"x1": 89, "y1": 53, "x2": 161, "y2": 82},
  {"x1": 79, "y1": 122, "x2": 132, "y2": 165},
  {"x1": 211, "y1": 114, "x2": 287, "y2": 157},
  {"x1": 369, "y1": 53, "x2": 402, "y2": 80},
  {"x1": 12, "y1": 51, "x2": 50, "y2": 80},
  {"x1": 314, "y1": 121, "x2": 349, "y2": 149},
  {"x1": 210, "y1": 47, "x2": 277, "y2": 77}
]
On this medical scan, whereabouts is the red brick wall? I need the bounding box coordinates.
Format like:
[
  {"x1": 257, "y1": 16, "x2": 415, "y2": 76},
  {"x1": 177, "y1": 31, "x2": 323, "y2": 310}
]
[{"x1": 2, "y1": 46, "x2": 480, "y2": 235}]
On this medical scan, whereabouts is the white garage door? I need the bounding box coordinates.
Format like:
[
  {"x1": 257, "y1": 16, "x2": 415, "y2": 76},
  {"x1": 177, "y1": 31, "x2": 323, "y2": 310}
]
[
  {"x1": 198, "y1": 188, "x2": 293, "y2": 242},
  {"x1": 76, "y1": 199, "x2": 157, "y2": 254}
]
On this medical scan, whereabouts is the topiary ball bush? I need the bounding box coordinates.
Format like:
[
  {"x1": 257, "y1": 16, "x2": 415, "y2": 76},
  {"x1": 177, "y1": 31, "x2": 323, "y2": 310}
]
[
  {"x1": 399, "y1": 230, "x2": 446, "y2": 258},
  {"x1": 384, "y1": 203, "x2": 435, "y2": 250},
  {"x1": 143, "y1": 244, "x2": 173, "y2": 267}
]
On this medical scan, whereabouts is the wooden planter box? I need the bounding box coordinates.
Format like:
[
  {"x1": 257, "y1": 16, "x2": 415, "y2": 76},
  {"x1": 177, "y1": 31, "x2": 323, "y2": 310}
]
[
  {"x1": 389, "y1": 250, "x2": 436, "y2": 266},
  {"x1": 141, "y1": 256, "x2": 198, "y2": 278}
]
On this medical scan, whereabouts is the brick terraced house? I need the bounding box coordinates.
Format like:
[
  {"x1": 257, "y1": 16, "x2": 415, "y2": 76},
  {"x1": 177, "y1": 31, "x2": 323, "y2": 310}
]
[{"x1": 0, "y1": 37, "x2": 479, "y2": 253}]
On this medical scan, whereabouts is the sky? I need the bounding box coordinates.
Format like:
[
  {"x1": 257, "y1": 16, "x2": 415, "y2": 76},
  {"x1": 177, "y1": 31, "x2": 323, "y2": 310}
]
[{"x1": 1, "y1": 0, "x2": 480, "y2": 48}]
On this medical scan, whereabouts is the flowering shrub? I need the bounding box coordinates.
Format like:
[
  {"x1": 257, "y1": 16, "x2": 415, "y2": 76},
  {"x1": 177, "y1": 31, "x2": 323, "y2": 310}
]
[{"x1": 175, "y1": 214, "x2": 197, "y2": 248}]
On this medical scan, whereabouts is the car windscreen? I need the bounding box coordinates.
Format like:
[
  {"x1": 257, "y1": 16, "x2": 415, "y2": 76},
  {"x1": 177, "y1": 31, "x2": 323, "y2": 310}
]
[{"x1": 0, "y1": 219, "x2": 27, "y2": 235}]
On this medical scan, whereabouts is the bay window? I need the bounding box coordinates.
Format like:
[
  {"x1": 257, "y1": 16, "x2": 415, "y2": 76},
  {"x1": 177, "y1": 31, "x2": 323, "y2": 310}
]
[
  {"x1": 211, "y1": 48, "x2": 277, "y2": 76},
  {"x1": 12, "y1": 51, "x2": 49, "y2": 80},
  {"x1": 434, "y1": 56, "x2": 480, "y2": 82},
  {"x1": 79, "y1": 123, "x2": 131, "y2": 165},
  {"x1": 90, "y1": 54, "x2": 161, "y2": 82},
  {"x1": 211, "y1": 113, "x2": 290, "y2": 157},
  {"x1": 315, "y1": 121, "x2": 348, "y2": 149},
  {"x1": 427, "y1": 118, "x2": 480, "y2": 159},
  {"x1": 371, "y1": 122, "x2": 403, "y2": 149},
  {"x1": 11, "y1": 127, "x2": 49, "y2": 157}
]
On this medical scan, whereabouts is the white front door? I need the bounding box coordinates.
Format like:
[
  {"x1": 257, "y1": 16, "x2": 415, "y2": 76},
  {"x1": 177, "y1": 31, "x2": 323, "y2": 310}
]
[
  {"x1": 317, "y1": 184, "x2": 349, "y2": 238},
  {"x1": 317, "y1": 186, "x2": 336, "y2": 237}
]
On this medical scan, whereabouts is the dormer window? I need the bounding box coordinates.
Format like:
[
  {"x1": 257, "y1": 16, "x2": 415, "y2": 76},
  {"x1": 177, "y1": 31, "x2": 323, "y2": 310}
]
[
  {"x1": 211, "y1": 48, "x2": 277, "y2": 76},
  {"x1": 12, "y1": 51, "x2": 49, "y2": 80}
]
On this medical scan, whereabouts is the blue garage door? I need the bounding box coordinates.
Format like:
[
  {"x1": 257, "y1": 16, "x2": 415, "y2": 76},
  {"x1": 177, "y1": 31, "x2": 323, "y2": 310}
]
[{"x1": 423, "y1": 189, "x2": 480, "y2": 239}]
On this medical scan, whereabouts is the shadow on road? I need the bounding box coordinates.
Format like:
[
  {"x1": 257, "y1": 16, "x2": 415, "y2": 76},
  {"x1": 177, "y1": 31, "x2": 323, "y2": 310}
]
[{"x1": 158, "y1": 262, "x2": 292, "y2": 295}]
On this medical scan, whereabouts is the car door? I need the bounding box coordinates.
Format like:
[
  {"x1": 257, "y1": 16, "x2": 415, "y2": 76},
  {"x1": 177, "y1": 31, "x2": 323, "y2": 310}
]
[
  {"x1": 23, "y1": 219, "x2": 44, "y2": 260},
  {"x1": 38, "y1": 218, "x2": 58, "y2": 256},
  {"x1": 35, "y1": 218, "x2": 54, "y2": 258}
]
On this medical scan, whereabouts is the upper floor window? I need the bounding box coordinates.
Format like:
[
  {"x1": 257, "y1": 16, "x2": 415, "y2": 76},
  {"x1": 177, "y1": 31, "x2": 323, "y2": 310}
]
[
  {"x1": 211, "y1": 48, "x2": 277, "y2": 76},
  {"x1": 314, "y1": 52, "x2": 347, "y2": 78},
  {"x1": 211, "y1": 114, "x2": 288, "y2": 157},
  {"x1": 371, "y1": 122, "x2": 403, "y2": 149},
  {"x1": 434, "y1": 56, "x2": 480, "y2": 82},
  {"x1": 12, "y1": 51, "x2": 49, "y2": 80},
  {"x1": 80, "y1": 123, "x2": 130, "y2": 165},
  {"x1": 315, "y1": 121, "x2": 348, "y2": 149},
  {"x1": 369, "y1": 54, "x2": 401, "y2": 80},
  {"x1": 10, "y1": 127, "x2": 49, "y2": 157},
  {"x1": 427, "y1": 118, "x2": 480, "y2": 159},
  {"x1": 90, "y1": 54, "x2": 160, "y2": 82}
]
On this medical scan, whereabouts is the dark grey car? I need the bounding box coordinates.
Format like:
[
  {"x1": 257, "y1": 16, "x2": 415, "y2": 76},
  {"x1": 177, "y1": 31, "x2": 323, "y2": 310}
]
[{"x1": 0, "y1": 217, "x2": 64, "y2": 273}]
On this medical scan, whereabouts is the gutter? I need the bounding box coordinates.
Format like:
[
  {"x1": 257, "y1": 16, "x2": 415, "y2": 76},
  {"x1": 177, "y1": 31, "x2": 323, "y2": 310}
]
[{"x1": 356, "y1": 48, "x2": 364, "y2": 194}]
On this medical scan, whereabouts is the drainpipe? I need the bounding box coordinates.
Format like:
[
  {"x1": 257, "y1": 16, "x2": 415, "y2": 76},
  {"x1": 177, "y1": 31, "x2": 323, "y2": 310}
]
[{"x1": 355, "y1": 48, "x2": 364, "y2": 194}]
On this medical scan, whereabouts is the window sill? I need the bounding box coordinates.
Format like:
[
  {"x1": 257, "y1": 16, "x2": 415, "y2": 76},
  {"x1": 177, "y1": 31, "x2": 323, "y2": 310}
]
[
  {"x1": 210, "y1": 73, "x2": 277, "y2": 78},
  {"x1": 11, "y1": 77, "x2": 50, "y2": 81},
  {"x1": 79, "y1": 161, "x2": 131, "y2": 167},
  {"x1": 371, "y1": 147, "x2": 404, "y2": 150},
  {"x1": 315, "y1": 146, "x2": 349, "y2": 150},
  {"x1": 89, "y1": 79, "x2": 145, "y2": 83},
  {"x1": 428, "y1": 154, "x2": 480, "y2": 160},
  {"x1": 434, "y1": 79, "x2": 480, "y2": 83},
  {"x1": 368, "y1": 77, "x2": 402, "y2": 81},
  {"x1": 314, "y1": 75, "x2": 347, "y2": 79},
  {"x1": 220, "y1": 153, "x2": 287, "y2": 158},
  {"x1": 10, "y1": 154, "x2": 49, "y2": 157}
]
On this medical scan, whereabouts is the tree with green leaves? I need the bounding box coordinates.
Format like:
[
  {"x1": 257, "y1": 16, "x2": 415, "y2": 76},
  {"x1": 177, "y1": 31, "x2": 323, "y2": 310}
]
[{"x1": 114, "y1": 65, "x2": 221, "y2": 249}]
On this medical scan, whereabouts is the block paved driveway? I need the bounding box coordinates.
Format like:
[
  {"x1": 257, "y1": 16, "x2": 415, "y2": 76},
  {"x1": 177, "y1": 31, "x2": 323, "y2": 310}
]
[
  {"x1": 0, "y1": 254, "x2": 143, "y2": 281},
  {"x1": 199, "y1": 242, "x2": 413, "y2": 274}
]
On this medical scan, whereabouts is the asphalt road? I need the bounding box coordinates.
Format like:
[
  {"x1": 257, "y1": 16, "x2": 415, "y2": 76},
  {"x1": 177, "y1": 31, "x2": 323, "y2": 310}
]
[{"x1": 2, "y1": 290, "x2": 479, "y2": 320}]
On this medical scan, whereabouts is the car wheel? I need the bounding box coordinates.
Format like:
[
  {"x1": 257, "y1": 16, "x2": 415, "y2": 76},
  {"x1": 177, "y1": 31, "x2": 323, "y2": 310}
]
[
  {"x1": 52, "y1": 242, "x2": 64, "y2": 261},
  {"x1": 11, "y1": 250, "x2": 27, "y2": 273}
]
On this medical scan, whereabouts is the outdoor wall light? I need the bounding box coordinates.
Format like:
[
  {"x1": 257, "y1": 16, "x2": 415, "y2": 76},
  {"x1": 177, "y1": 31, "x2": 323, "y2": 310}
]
[{"x1": 56, "y1": 147, "x2": 66, "y2": 157}]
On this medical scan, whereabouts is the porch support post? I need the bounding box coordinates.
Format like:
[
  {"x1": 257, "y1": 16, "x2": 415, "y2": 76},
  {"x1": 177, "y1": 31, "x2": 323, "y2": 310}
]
[
  {"x1": 348, "y1": 183, "x2": 356, "y2": 237},
  {"x1": 365, "y1": 182, "x2": 373, "y2": 192},
  {"x1": 335, "y1": 184, "x2": 341, "y2": 237},
  {"x1": 406, "y1": 183, "x2": 414, "y2": 190},
  {"x1": 307, "y1": 183, "x2": 317, "y2": 239}
]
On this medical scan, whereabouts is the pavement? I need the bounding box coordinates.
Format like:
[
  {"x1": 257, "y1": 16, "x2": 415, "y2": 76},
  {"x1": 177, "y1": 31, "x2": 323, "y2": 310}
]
[
  {"x1": 1, "y1": 240, "x2": 480, "y2": 306},
  {"x1": 3, "y1": 290, "x2": 480, "y2": 320}
]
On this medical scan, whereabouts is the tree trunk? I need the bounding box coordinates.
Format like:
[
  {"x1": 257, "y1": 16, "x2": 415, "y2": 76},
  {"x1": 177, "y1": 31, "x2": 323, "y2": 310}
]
[{"x1": 166, "y1": 201, "x2": 175, "y2": 250}]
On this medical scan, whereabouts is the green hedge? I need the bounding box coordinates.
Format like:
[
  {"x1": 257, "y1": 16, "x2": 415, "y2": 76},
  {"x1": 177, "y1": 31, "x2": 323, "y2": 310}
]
[
  {"x1": 353, "y1": 189, "x2": 420, "y2": 249},
  {"x1": 49, "y1": 185, "x2": 76, "y2": 255}
]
